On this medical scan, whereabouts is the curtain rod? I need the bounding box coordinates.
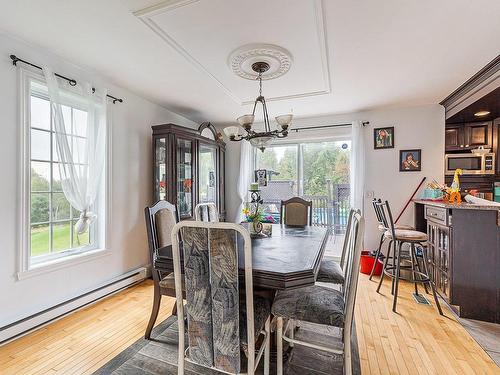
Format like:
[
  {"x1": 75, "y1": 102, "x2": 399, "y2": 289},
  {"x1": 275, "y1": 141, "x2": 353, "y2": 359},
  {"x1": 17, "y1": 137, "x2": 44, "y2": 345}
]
[
  {"x1": 292, "y1": 121, "x2": 369, "y2": 132},
  {"x1": 10, "y1": 54, "x2": 124, "y2": 104}
]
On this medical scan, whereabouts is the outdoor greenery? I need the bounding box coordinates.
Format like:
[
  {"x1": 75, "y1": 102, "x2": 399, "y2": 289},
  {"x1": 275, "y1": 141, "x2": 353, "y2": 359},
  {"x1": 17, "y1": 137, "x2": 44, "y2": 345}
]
[
  {"x1": 30, "y1": 166, "x2": 89, "y2": 256},
  {"x1": 31, "y1": 222, "x2": 89, "y2": 256},
  {"x1": 256, "y1": 142, "x2": 350, "y2": 196}
]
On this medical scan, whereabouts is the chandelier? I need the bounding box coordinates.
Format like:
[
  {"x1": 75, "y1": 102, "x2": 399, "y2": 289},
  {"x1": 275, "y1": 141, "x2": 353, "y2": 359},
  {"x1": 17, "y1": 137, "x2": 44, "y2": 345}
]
[{"x1": 223, "y1": 61, "x2": 292, "y2": 152}]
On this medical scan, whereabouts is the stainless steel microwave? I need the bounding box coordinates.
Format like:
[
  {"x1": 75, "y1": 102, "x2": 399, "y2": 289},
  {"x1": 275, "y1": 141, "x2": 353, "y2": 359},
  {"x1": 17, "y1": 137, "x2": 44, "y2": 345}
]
[{"x1": 445, "y1": 153, "x2": 495, "y2": 175}]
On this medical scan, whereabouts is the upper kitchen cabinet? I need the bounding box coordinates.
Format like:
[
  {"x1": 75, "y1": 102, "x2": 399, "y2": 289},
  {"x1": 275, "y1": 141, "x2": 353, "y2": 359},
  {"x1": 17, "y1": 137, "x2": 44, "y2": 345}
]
[
  {"x1": 445, "y1": 121, "x2": 492, "y2": 152},
  {"x1": 152, "y1": 122, "x2": 226, "y2": 221},
  {"x1": 445, "y1": 124, "x2": 465, "y2": 151}
]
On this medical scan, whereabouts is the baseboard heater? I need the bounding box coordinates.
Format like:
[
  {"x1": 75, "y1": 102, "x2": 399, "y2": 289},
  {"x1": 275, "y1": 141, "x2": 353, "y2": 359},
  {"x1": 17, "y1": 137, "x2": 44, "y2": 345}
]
[{"x1": 0, "y1": 266, "x2": 149, "y2": 345}]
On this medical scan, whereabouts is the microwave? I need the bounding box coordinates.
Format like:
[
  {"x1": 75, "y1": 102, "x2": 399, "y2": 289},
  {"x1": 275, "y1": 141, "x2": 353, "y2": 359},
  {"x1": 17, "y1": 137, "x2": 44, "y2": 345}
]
[{"x1": 445, "y1": 153, "x2": 495, "y2": 175}]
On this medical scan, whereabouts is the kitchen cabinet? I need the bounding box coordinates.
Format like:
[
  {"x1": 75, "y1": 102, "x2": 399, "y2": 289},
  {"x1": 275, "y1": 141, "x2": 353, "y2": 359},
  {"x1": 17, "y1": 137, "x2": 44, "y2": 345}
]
[
  {"x1": 445, "y1": 121, "x2": 492, "y2": 152},
  {"x1": 152, "y1": 122, "x2": 226, "y2": 221},
  {"x1": 445, "y1": 124, "x2": 464, "y2": 151},
  {"x1": 424, "y1": 206, "x2": 452, "y2": 302},
  {"x1": 415, "y1": 201, "x2": 500, "y2": 323}
]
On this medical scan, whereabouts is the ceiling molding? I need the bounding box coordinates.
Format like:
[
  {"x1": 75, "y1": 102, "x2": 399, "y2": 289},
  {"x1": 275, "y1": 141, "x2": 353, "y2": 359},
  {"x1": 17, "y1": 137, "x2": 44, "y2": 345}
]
[
  {"x1": 440, "y1": 54, "x2": 500, "y2": 110},
  {"x1": 134, "y1": 0, "x2": 331, "y2": 105}
]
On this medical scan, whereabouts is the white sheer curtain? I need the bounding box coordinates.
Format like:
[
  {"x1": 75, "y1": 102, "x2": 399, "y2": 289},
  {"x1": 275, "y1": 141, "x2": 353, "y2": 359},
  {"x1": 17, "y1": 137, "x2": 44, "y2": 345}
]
[
  {"x1": 350, "y1": 121, "x2": 365, "y2": 212},
  {"x1": 43, "y1": 67, "x2": 107, "y2": 234},
  {"x1": 234, "y1": 141, "x2": 252, "y2": 222}
]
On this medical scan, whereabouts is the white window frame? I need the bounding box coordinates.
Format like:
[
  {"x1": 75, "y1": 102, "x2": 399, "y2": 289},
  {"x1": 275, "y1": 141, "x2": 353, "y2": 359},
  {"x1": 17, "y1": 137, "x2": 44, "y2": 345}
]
[{"x1": 17, "y1": 68, "x2": 111, "y2": 279}]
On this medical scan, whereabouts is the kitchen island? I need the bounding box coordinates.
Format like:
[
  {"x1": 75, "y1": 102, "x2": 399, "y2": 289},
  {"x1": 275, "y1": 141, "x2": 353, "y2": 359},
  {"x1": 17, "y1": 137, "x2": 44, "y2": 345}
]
[{"x1": 414, "y1": 199, "x2": 500, "y2": 323}]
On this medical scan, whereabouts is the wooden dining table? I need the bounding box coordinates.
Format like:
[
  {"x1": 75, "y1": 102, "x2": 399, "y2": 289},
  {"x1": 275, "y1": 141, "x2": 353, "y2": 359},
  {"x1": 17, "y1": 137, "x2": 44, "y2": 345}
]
[{"x1": 155, "y1": 224, "x2": 330, "y2": 292}]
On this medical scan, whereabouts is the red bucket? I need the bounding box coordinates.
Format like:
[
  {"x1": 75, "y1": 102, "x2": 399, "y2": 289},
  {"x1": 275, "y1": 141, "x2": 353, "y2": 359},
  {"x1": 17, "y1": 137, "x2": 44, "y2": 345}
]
[{"x1": 360, "y1": 251, "x2": 383, "y2": 276}]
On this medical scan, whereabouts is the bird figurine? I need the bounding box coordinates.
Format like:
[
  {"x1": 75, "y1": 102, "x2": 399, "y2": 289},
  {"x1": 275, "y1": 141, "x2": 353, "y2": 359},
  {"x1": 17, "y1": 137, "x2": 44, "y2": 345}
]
[{"x1": 448, "y1": 169, "x2": 463, "y2": 203}]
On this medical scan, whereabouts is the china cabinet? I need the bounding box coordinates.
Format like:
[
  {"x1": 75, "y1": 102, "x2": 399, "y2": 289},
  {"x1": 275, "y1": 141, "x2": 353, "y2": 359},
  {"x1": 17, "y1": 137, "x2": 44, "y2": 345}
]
[{"x1": 152, "y1": 122, "x2": 226, "y2": 221}]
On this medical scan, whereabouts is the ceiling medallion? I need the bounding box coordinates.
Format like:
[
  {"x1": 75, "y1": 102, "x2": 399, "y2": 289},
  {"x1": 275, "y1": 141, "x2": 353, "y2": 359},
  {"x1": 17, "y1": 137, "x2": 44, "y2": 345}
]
[{"x1": 228, "y1": 43, "x2": 293, "y2": 80}]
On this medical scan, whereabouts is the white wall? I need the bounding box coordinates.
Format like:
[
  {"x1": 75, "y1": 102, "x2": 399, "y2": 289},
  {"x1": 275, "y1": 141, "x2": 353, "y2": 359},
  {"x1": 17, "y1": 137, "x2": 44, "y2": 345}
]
[
  {"x1": 219, "y1": 104, "x2": 445, "y2": 250},
  {"x1": 0, "y1": 33, "x2": 197, "y2": 327}
]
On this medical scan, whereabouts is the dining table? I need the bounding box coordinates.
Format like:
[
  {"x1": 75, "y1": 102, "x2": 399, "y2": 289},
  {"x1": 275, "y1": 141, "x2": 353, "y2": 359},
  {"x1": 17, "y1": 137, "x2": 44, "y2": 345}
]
[{"x1": 155, "y1": 223, "x2": 331, "y2": 292}]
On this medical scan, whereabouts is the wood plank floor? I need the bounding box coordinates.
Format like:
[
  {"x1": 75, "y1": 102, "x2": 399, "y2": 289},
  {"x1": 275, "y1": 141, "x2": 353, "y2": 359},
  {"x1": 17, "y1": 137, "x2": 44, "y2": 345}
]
[{"x1": 1, "y1": 276, "x2": 498, "y2": 374}]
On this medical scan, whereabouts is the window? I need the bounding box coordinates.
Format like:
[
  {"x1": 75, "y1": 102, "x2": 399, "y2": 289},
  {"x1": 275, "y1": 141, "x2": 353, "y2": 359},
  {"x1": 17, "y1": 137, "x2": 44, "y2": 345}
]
[
  {"x1": 21, "y1": 72, "x2": 108, "y2": 271},
  {"x1": 254, "y1": 140, "x2": 351, "y2": 258}
]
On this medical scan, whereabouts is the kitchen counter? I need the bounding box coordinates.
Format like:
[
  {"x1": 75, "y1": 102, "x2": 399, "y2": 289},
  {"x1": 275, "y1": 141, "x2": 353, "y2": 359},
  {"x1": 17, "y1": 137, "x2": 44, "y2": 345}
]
[
  {"x1": 414, "y1": 200, "x2": 500, "y2": 323},
  {"x1": 413, "y1": 199, "x2": 500, "y2": 211}
]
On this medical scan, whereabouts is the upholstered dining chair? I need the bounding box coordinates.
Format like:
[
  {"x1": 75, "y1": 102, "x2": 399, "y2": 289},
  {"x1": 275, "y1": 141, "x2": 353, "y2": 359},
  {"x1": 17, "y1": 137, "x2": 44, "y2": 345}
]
[
  {"x1": 316, "y1": 209, "x2": 355, "y2": 285},
  {"x1": 143, "y1": 200, "x2": 184, "y2": 340},
  {"x1": 280, "y1": 197, "x2": 312, "y2": 227},
  {"x1": 171, "y1": 221, "x2": 271, "y2": 375},
  {"x1": 194, "y1": 202, "x2": 219, "y2": 222},
  {"x1": 272, "y1": 209, "x2": 364, "y2": 375}
]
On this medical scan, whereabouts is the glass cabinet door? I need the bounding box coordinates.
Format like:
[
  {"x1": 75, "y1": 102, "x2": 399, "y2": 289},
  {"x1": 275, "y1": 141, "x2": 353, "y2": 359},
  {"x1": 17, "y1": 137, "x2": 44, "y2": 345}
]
[
  {"x1": 177, "y1": 138, "x2": 193, "y2": 219},
  {"x1": 154, "y1": 137, "x2": 167, "y2": 201},
  {"x1": 198, "y1": 144, "x2": 217, "y2": 204}
]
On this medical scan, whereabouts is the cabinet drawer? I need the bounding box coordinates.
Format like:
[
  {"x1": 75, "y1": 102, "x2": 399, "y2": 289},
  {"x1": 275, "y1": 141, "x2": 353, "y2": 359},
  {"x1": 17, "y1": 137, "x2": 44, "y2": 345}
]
[{"x1": 425, "y1": 206, "x2": 448, "y2": 226}]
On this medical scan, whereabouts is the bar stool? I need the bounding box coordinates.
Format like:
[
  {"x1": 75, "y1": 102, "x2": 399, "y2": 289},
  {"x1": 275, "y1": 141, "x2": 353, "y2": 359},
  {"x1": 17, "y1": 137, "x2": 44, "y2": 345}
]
[
  {"x1": 375, "y1": 200, "x2": 443, "y2": 315},
  {"x1": 368, "y1": 198, "x2": 414, "y2": 280}
]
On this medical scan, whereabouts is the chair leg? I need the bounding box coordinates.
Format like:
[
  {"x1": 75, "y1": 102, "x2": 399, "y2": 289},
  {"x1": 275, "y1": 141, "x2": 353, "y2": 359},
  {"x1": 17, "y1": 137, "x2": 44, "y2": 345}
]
[
  {"x1": 289, "y1": 319, "x2": 294, "y2": 347},
  {"x1": 145, "y1": 283, "x2": 161, "y2": 340},
  {"x1": 376, "y1": 240, "x2": 393, "y2": 293},
  {"x1": 277, "y1": 317, "x2": 284, "y2": 375},
  {"x1": 369, "y1": 233, "x2": 385, "y2": 280},
  {"x1": 414, "y1": 246, "x2": 429, "y2": 294},
  {"x1": 421, "y1": 247, "x2": 444, "y2": 316},
  {"x1": 392, "y1": 242, "x2": 403, "y2": 313},
  {"x1": 391, "y1": 241, "x2": 397, "y2": 295},
  {"x1": 264, "y1": 316, "x2": 271, "y2": 375},
  {"x1": 410, "y1": 243, "x2": 419, "y2": 296}
]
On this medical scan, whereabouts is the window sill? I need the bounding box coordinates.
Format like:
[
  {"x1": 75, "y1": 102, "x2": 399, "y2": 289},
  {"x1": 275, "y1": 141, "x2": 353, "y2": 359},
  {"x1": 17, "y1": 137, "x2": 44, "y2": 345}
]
[{"x1": 17, "y1": 248, "x2": 112, "y2": 281}]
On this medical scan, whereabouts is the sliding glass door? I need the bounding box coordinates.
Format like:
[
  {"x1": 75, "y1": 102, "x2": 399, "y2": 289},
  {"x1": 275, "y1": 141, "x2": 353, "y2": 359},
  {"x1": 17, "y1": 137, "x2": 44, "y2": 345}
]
[{"x1": 254, "y1": 139, "x2": 351, "y2": 257}]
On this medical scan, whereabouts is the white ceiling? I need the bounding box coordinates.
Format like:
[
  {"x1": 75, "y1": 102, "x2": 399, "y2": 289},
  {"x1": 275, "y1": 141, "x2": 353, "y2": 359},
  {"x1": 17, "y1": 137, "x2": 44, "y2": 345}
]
[{"x1": 0, "y1": 0, "x2": 499, "y2": 125}]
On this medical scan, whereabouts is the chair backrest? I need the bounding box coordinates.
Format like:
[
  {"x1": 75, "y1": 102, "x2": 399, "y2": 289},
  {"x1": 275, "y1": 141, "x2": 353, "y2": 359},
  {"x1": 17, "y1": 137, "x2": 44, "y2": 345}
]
[
  {"x1": 144, "y1": 201, "x2": 179, "y2": 281},
  {"x1": 280, "y1": 197, "x2": 312, "y2": 226},
  {"x1": 372, "y1": 198, "x2": 385, "y2": 226},
  {"x1": 341, "y1": 209, "x2": 365, "y2": 375},
  {"x1": 171, "y1": 221, "x2": 256, "y2": 375},
  {"x1": 194, "y1": 202, "x2": 219, "y2": 222},
  {"x1": 339, "y1": 209, "x2": 355, "y2": 270},
  {"x1": 375, "y1": 200, "x2": 396, "y2": 238}
]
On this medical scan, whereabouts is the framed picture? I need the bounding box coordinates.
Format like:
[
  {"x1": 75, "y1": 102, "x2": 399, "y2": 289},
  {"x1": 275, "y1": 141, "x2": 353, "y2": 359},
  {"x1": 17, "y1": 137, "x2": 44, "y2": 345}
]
[
  {"x1": 254, "y1": 169, "x2": 267, "y2": 187},
  {"x1": 399, "y1": 149, "x2": 422, "y2": 172},
  {"x1": 374, "y1": 127, "x2": 395, "y2": 149}
]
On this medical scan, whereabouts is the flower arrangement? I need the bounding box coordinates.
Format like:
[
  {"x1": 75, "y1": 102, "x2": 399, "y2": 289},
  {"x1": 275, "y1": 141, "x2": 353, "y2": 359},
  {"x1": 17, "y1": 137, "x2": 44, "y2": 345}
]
[{"x1": 242, "y1": 206, "x2": 276, "y2": 224}]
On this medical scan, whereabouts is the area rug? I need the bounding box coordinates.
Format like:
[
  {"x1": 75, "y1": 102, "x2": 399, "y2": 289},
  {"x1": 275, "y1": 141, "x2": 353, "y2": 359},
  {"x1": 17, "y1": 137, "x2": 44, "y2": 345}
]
[{"x1": 93, "y1": 316, "x2": 360, "y2": 375}]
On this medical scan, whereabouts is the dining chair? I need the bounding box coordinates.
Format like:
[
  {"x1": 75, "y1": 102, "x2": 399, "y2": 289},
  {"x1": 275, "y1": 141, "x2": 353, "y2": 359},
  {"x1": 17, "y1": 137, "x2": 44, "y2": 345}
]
[
  {"x1": 171, "y1": 221, "x2": 271, "y2": 375},
  {"x1": 375, "y1": 200, "x2": 443, "y2": 315},
  {"x1": 143, "y1": 200, "x2": 185, "y2": 340},
  {"x1": 272, "y1": 209, "x2": 364, "y2": 375},
  {"x1": 368, "y1": 198, "x2": 414, "y2": 281},
  {"x1": 280, "y1": 197, "x2": 312, "y2": 226},
  {"x1": 316, "y1": 209, "x2": 355, "y2": 284},
  {"x1": 194, "y1": 202, "x2": 219, "y2": 222}
]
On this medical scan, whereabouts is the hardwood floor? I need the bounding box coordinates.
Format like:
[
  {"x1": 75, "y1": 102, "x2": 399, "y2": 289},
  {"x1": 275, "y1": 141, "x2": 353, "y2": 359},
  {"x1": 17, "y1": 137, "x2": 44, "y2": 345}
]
[
  {"x1": 0, "y1": 277, "x2": 498, "y2": 374},
  {"x1": 0, "y1": 281, "x2": 174, "y2": 375},
  {"x1": 355, "y1": 274, "x2": 499, "y2": 375}
]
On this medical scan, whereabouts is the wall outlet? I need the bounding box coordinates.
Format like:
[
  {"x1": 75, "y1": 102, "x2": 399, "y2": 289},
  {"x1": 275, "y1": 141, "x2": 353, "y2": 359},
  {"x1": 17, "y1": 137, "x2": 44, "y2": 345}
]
[{"x1": 365, "y1": 190, "x2": 374, "y2": 199}]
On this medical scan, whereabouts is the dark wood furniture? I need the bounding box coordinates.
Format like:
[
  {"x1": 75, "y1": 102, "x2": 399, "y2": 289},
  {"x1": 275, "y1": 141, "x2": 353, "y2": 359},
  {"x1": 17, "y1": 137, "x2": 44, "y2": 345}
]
[
  {"x1": 156, "y1": 224, "x2": 329, "y2": 291},
  {"x1": 153, "y1": 122, "x2": 226, "y2": 221},
  {"x1": 445, "y1": 121, "x2": 492, "y2": 152},
  {"x1": 280, "y1": 197, "x2": 313, "y2": 227},
  {"x1": 414, "y1": 200, "x2": 500, "y2": 323}
]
